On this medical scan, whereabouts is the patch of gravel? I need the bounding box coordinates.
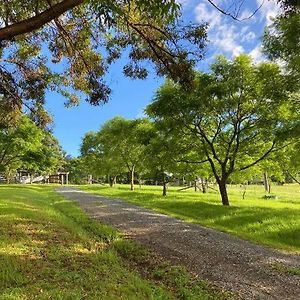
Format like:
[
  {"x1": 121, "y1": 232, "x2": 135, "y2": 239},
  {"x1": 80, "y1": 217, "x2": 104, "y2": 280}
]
[{"x1": 57, "y1": 187, "x2": 300, "y2": 300}]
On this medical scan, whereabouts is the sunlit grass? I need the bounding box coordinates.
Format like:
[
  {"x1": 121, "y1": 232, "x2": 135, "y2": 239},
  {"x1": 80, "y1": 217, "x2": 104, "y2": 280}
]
[
  {"x1": 0, "y1": 185, "x2": 231, "y2": 299},
  {"x1": 81, "y1": 183, "x2": 300, "y2": 254}
]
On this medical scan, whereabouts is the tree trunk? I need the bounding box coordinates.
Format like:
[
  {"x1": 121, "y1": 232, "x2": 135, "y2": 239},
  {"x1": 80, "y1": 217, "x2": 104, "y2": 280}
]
[
  {"x1": 113, "y1": 176, "x2": 117, "y2": 186},
  {"x1": 162, "y1": 173, "x2": 167, "y2": 197},
  {"x1": 194, "y1": 178, "x2": 199, "y2": 192},
  {"x1": 218, "y1": 179, "x2": 229, "y2": 206},
  {"x1": 200, "y1": 178, "x2": 207, "y2": 193},
  {"x1": 242, "y1": 183, "x2": 247, "y2": 200},
  {"x1": 130, "y1": 166, "x2": 135, "y2": 191},
  {"x1": 263, "y1": 172, "x2": 270, "y2": 193},
  {"x1": 109, "y1": 175, "x2": 113, "y2": 187}
]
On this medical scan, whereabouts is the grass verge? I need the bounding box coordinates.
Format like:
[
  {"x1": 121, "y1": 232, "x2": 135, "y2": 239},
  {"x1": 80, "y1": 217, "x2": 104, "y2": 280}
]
[
  {"x1": 80, "y1": 184, "x2": 300, "y2": 254},
  {"x1": 0, "y1": 185, "x2": 233, "y2": 299}
]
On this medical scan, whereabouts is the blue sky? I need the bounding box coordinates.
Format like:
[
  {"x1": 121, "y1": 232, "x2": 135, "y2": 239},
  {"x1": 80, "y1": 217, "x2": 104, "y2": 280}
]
[{"x1": 45, "y1": 0, "x2": 280, "y2": 157}]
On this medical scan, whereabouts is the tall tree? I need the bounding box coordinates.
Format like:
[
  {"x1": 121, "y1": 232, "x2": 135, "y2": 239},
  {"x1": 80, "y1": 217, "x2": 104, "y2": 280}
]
[{"x1": 147, "y1": 55, "x2": 300, "y2": 205}]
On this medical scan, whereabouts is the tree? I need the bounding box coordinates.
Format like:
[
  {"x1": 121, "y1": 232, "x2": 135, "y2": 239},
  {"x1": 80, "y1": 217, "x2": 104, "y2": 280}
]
[
  {"x1": 64, "y1": 156, "x2": 89, "y2": 184},
  {"x1": 143, "y1": 124, "x2": 178, "y2": 196},
  {"x1": 147, "y1": 55, "x2": 300, "y2": 205},
  {"x1": 263, "y1": 2, "x2": 300, "y2": 76},
  {"x1": 0, "y1": 1, "x2": 207, "y2": 125},
  {"x1": 80, "y1": 130, "x2": 125, "y2": 186},
  {"x1": 0, "y1": 115, "x2": 63, "y2": 180},
  {"x1": 22, "y1": 132, "x2": 65, "y2": 178},
  {"x1": 0, "y1": 116, "x2": 42, "y2": 173},
  {"x1": 82, "y1": 117, "x2": 154, "y2": 190}
]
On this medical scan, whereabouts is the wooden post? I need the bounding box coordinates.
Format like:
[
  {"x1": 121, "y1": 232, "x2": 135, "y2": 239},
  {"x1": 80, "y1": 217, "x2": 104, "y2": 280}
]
[{"x1": 66, "y1": 173, "x2": 69, "y2": 185}]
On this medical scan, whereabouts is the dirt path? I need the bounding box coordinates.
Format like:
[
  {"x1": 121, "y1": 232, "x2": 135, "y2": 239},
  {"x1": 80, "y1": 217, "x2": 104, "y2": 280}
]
[{"x1": 57, "y1": 187, "x2": 300, "y2": 300}]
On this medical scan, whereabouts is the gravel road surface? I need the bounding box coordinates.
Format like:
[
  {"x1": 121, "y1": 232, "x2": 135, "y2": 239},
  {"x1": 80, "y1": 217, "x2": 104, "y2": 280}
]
[{"x1": 57, "y1": 187, "x2": 300, "y2": 300}]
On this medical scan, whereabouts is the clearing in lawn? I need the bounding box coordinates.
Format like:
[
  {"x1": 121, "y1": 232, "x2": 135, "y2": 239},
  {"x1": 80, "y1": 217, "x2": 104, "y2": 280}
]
[
  {"x1": 0, "y1": 185, "x2": 232, "y2": 300},
  {"x1": 80, "y1": 184, "x2": 300, "y2": 254}
]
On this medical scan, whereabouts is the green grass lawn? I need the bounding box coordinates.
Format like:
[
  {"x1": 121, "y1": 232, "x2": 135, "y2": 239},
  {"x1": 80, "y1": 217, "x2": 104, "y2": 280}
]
[
  {"x1": 81, "y1": 183, "x2": 300, "y2": 254},
  {"x1": 0, "y1": 185, "x2": 232, "y2": 300}
]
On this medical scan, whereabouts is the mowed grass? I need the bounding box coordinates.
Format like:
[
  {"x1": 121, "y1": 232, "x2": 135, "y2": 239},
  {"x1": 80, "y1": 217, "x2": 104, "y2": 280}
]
[
  {"x1": 81, "y1": 184, "x2": 300, "y2": 254},
  {"x1": 0, "y1": 185, "x2": 232, "y2": 300}
]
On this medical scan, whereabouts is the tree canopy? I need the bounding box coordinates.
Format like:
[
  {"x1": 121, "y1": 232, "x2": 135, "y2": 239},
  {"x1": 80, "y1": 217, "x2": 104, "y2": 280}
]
[
  {"x1": 263, "y1": 1, "x2": 300, "y2": 76},
  {"x1": 81, "y1": 116, "x2": 155, "y2": 190},
  {"x1": 0, "y1": 115, "x2": 64, "y2": 180},
  {"x1": 0, "y1": 0, "x2": 207, "y2": 125},
  {"x1": 147, "y1": 55, "x2": 300, "y2": 205}
]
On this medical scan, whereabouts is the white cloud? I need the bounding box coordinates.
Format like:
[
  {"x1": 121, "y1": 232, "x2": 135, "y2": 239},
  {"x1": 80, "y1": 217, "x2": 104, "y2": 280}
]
[
  {"x1": 195, "y1": 3, "x2": 222, "y2": 31},
  {"x1": 195, "y1": 2, "x2": 248, "y2": 57},
  {"x1": 249, "y1": 45, "x2": 264, "y2": 63},
  {"x1": 176, "y1": 0, "x2": 189, "y2": 5},
  {"x1": 241, "y1": 31, "x2": 256, "y2": 43},
  {"x1": 213, "y1": 24, "x2": 245, "y2": 56},
  {"x1": 256, "y1": 0, "x2": 281, "y2": 26},
  {"x1": 239, "y1": 9, "x2": 257, "y2": 21}
]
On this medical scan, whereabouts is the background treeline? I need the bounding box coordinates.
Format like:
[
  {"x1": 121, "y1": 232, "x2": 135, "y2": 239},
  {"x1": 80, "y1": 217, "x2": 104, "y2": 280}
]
[{"x1": 72, "y1": 55, "x2": 300, "y2": 206}]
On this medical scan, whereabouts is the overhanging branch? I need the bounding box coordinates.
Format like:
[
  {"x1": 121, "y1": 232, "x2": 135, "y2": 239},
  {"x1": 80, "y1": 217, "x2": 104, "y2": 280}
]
[{"x1": 0, "y1": 0, "x2": 84, "y2": 41}]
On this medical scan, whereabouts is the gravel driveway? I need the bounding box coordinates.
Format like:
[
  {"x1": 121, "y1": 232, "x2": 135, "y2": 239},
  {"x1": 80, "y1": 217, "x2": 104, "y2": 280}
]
[{"x1": 56, "y1": 187, "x2": 300, "y2": 300}]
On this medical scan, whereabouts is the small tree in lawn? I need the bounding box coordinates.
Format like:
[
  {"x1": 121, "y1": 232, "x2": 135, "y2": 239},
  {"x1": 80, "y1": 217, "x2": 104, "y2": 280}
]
[
  {"x1": 147, "y1": 55, "x2": 299, "y2": 205},
  {"x1": 95, "y1": 117, "x2": 153, "y2": 191},
  {"x1": 143, "y1": 123, "x2": 179, "y2": 197},
  {"x1": 80, "y1": 131, "x2": 125, "y2": 186},
  {"x1": 65, "y1": 157, "x2": 89, "y2": 184}
]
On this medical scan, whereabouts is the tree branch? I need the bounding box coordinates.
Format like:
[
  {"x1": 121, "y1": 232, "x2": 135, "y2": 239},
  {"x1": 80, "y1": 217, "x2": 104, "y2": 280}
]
[
  {"x1": 239, "y1": 141, "x2": 276, "y2": 171},
  {"x1": 285, "y1": 170, "x2": 300, "y2": 185},
  {"x1": 0, "y1": 0, "x2": 85, "y2": 41},
  {"x1": 206, "y1": 0, "x2": 264, "y2": 21}
]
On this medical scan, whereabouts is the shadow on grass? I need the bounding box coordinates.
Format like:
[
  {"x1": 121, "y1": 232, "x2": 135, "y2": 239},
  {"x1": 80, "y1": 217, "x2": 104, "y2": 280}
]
[{"x1": 0, "y1": 189, "x2": 230, "y2": 300}]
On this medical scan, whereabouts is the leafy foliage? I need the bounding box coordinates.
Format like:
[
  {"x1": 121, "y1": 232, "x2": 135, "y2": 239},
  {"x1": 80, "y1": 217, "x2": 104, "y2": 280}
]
[
  {"x1": 0, "y1": 115, "x2": 64, "y2": 178},
  {"x1": 263, "y1": 10, "x2": 300, "y2": 76},
  {"x1": 0, "y1": 0, "x2": 207, "y2": 124},
  {"x1": 147, "y1": 55, "x2": 300, "y2": 205},
  {"x1": 81, "y1": 117, "x2": 154, "y2": 189}
]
